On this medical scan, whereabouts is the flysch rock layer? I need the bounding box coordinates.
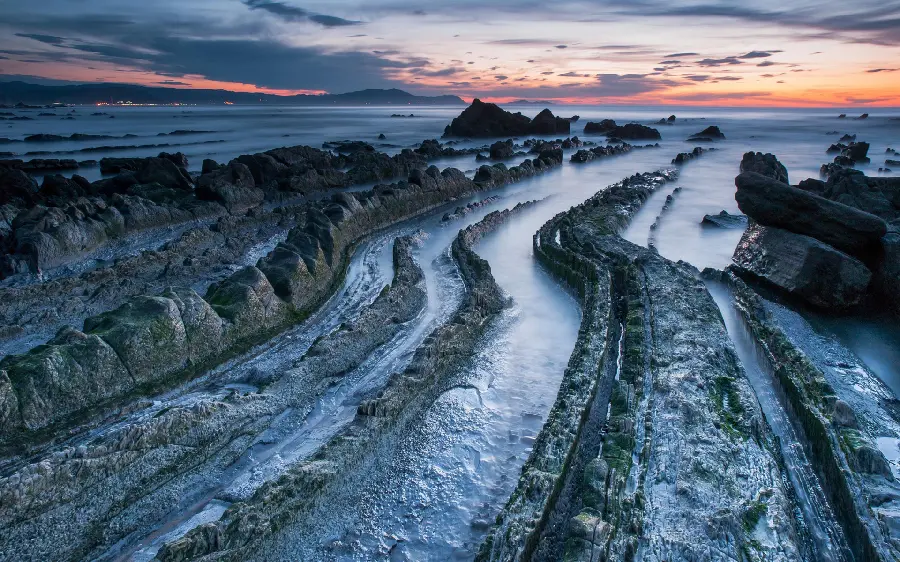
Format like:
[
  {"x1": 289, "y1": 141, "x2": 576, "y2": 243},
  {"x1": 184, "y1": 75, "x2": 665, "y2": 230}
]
[
  {"x1": 0, "y1": 234, "x2": 427, "y2": 562},
  {"x1": 725, "y1": 270, "x2": 900, "y2": 561},
  {"x1": 0, "y1": 155, "x2": 563, "y2": 562},
  {"x1": 155, "y1": 201, "x2": 539, "y2": 561},
  {"x1": 478, "y1": 170, "x2": 803, "y2": 562},
  {"x1": 0, "y1": 152, "x2": 564, "y2": 448}
]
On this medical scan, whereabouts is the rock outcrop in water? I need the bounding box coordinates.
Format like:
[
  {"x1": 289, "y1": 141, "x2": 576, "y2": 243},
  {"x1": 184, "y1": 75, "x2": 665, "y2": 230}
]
[
  {"x1": 0, "y1": 153, "x2": 563, "y2": 446},
  {"x1": 157, "y1": 202, "x2": 536, "y2": 561},
  {"x1": 733, "y1": 156, "x2": 900, "y2": 314},
  {"x1": 442, "y1": 99, "x2": 570, "y2": 137},
  {"x1": 688, "y1": 125, "x2": 725, "y2": 141},
  {"x1": 479, "y1": 169, "x2": 803, "y2": 561},
  {"x1": 726, "y1": 272, "x2": 900, "y2": 561},
  {"x1": 583, "y1": 119, "x2": 661, "y2": 140}
]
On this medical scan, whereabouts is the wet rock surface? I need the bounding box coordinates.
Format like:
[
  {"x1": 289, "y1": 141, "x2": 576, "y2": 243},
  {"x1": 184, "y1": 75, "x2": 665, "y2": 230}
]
[
  {"x1": 479, "y1": 169, "x2": 802, "y2": 561},
  {"x1": 156, "y1": 203, "x2": 533, "y2": 561},
  {"x1": 728, "y1": 272, "x2": 900, "y2": 561},
  {"x1": 732, "y1": 222, "x2": 872, "y2": 310}
]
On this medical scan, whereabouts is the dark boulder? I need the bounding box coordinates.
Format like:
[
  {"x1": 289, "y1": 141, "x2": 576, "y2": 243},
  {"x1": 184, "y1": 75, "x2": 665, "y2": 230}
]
[
  {"x1": 235, "y1": 153, "x2": 287, "y2": 186},
  {"x1": 732, "y1": 223, "x2": 872, "y2": 310},
  {"x1": 688, "y1": 126, "x2": 725, "y2": 141},
  {"x1": 842, "y1": 142, "x2": 870, "y2": 163},
  {"x1": 415, "y1": 139, "x2": 443, "y2": 159},
  {"x1": 529, "y1": 109, "x2": 571, "y2": 135},
  {"x1": 735, "y1": 172, "x2": 888, "y2": 262},
  {"x1": 201, "y1": 159, "x2": 221, "y2": 174},
  {"x1": 0, "y1": 164, "x2": 38, "y2": 206},
  {"x1": 839, "y1": 134, "x2": 856, "y2": 142},
  {"x1": 673, "y1": 147, "x2": 705, "y2": 165},
  {"x1": 583, "y1": 119, "x2": 617, "y2": 134},
  {"x1": 37, "y1": 174, "x2": 88, "y2": 205},
  {"x1": 443, "y1": 99, "x2": 531, "y2": 137},
  {"x1": 489, "y1": 139, "x2": 515, "y2": 160},
  {"x1": 133, "y1": 157, "x2": 194, "y2": 191},
  {"x1": 158, "y1": 151, "x2": 189, "y2": 168},
  {"x1": 740, "y1": 152, "x2": 789, "y2": 183},
  {"x1": 701, "y1": 210, "x2": 747, "y2": 229},
  {"x1": 605, "y1": 123, "x2": 661, "y2": 140},
  {"x1": 196, "y1": 161, "x2": 263, "y2": 213},
  {"x1": 323, "y1": 140, "x2": 375, "y2": 154}
]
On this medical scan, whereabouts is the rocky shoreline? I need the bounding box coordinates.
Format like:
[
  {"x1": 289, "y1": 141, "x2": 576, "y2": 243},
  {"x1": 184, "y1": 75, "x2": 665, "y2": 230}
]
[
  {"x1": 0, "y1": 148, "x2": 565, "y2": 449},
  {"x1": 157, "y1": 201, "x2": 539, "y2": 561},
  {"x1": 479, "y1": 169, "x2": 803, "y2": 561}
]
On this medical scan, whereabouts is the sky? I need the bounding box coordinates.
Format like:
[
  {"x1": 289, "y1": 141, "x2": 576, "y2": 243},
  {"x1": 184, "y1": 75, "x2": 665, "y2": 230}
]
[{"x1": 0, "y1": 0, "x2": 899, "y2": 106}]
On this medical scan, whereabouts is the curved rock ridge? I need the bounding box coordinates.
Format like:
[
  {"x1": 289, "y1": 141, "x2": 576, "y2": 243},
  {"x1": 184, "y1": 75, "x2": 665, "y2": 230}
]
[
  {"x1": 726, "y1": 271, "x2": 899, "y2": 561},
  {"x1": 0, "y1": 234, "x2": 429, "y2": 561},
  {"x1": 156, "y1": 201, "x2": 539, "y2": 561},
  {"x1": 0, "y1": 141, "x2": 461, "y2": 281},
  {"x1": 478, "y1": 169, "x2": 803, "y2": 562},
  {"x1": 0, "y1": 154, "x2": 564, "y2": 447}
]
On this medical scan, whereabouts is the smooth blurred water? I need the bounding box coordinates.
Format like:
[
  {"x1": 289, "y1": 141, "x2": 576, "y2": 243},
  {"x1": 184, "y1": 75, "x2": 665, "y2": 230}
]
[{"x1": 8, "y1": 104, "x2": 900, "y2": 559}]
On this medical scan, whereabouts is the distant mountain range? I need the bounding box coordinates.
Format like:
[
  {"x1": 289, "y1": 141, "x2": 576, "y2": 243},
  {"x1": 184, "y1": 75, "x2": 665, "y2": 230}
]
[{"x1": 0, "y1": 81, "x2": 466, "y2": 106}]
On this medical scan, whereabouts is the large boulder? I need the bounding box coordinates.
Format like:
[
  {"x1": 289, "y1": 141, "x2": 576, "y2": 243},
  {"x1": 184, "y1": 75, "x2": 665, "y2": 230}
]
[
  {"x1": 688, "y1": 126, "x2": 725, "y2": 141},
  {"x1": 583, "y1": 120, "x2": 617, "y2": 134},
  {"x1": 605, "y1": 123, "x2": 661, "y2": 140},
  {"x1": 529, "y1": 109, "x2": 571, "y2": 135},
  {"x1": 806, "y1": 168, "x2": 900, "y2": 222},
  {"x1": 0, "y1": 164, "x2": 38, "y2": 206},
  {"x1": 489, "y1": 139, "x2": 515, "y2": 160},
  {"x1": 0, "y1": 326, "x2": 133, "y2": 430},
  {"x1": 735, "y1": 172, "x2": 887, "y2": 262},
  {"x1": 732, "y1": 223, "x2": 872, "y2": 310},
  {"x1": 443, "y1": 99, "x2": 532, "y2": 137},
  {"x1": 740, "y1": 152, "x2": 789, "y2": 184},
  {"x1": 235, "y1": 153, "x2": 287, "y2": 186},
  {"x1": 132, "y1": 157, "x2": 193, "y2": 191},
  {"x1": 205, "y1": 266, "x2": 291, "y2": 342},
  {"x1": 196, "y1": 161, "x2": 263, "y2": 213},
  {"x1": 842, "y1": 142, "x2": 870, "y2": 163},
  {"x1": 83, "y1": 295, "x2": 189, "y2": 384}
]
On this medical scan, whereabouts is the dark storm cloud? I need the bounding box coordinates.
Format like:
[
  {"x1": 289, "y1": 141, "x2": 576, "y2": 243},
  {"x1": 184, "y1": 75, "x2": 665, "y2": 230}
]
[
  {"x1": 685, "y1": 74, "x2": 710, "y2": 81},
  {"x1": 757, "y1": 60, "x2": 779, "y2": 67},
  {"x1": 620, "y1": 3, "x2": 900, "y2": 46},
  {"x1": 867, "y1": 68, "x2": 899, "y2": 73},
  {"x1": 242, "y1": 0, "x2": 360, "y2": 27},
  {"x1": 664, "y1": 52, "x2": 699, "y2": 57},
  {"x1": 14, "y1": 33, "x2": 66, "y2": 45}
]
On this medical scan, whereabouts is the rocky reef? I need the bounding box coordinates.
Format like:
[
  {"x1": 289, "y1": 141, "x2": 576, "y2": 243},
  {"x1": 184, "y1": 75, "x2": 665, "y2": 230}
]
[
  {"x1": 443, "y1": 99, "x2": 570, "y2": 137},
  {"x1": 0, "y1": 151, "x2": 564, "y2": 448},
  {"x1": 156, "y1": 202, "x2": 538, "y2": 561},
  {"x1": 478, "y1": 169, "x2": 802, "y2": 561},
  {"x1": 723, "y1": 271, "x2": 900, "y2": 561}
]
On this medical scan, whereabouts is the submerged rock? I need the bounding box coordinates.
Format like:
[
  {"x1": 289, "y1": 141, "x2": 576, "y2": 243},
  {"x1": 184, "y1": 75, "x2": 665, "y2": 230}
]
[{"x1": 701, "y1": 210, "x2": 747, "y2": 228}]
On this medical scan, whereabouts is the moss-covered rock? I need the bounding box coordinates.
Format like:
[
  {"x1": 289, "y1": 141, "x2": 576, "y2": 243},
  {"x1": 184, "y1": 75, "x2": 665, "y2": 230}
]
[
  {"x1": 205, "y1": 266, "x2": 291, "y2": 344},
  {"x1": 84, "y1": 295, "x2": 187, "y2": 384},
  {"x1": 1, "y1": 326, "x2": 132, "y2": 429}
]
